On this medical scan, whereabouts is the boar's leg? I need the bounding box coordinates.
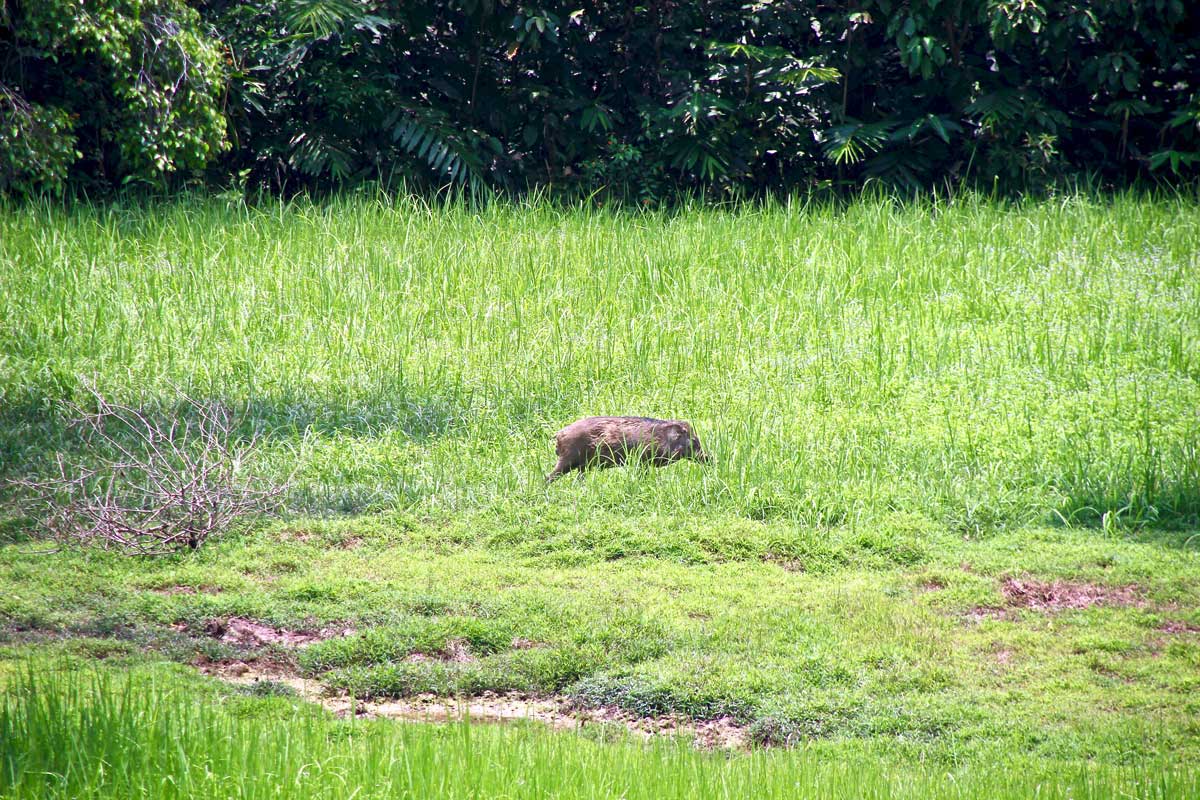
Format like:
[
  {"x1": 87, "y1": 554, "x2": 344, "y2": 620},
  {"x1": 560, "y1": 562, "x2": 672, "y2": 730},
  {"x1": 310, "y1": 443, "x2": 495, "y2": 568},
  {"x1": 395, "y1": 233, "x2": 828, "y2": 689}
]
[{"x1": 545, "y1": 457, "x2": 581, "y2": 483}]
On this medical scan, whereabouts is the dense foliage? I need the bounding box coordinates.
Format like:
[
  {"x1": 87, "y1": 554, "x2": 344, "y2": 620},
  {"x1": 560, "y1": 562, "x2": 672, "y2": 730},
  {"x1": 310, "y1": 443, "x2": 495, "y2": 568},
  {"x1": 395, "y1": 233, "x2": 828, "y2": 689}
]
[
  {"x1": 2, "y1": 0, "x2": 1199, "y2": 197},
  {"x1": 0, "y1": 0, "x2": 227, "y2": 194}
]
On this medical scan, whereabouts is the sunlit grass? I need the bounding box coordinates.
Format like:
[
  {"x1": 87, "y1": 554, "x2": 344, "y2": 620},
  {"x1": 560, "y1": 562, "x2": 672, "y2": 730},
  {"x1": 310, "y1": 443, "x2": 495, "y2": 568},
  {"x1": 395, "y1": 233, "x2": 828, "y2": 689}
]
[
  {"x1": 2, "y1": 192, "x2": 1198, "y2": 530},
  {"x1": 2, "y1": 193, "x2": 1199, "y2": 797},
  {"x1": 3, "y1": 509, "x2": 1199, "y2": 766}
]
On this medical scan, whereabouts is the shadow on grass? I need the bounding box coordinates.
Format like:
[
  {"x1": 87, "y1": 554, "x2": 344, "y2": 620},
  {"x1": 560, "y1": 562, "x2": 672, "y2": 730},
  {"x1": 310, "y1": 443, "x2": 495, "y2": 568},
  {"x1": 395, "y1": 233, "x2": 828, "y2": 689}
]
[
  {"x1": 0, "y1": 385, "x2": 501, "y2": 524},
  {"x1": 1, "y1": 387, "x2": 482, "y2": 467},
  {"x1": 1052, "y1": 482, "x2": 1200, "y2": 544}
]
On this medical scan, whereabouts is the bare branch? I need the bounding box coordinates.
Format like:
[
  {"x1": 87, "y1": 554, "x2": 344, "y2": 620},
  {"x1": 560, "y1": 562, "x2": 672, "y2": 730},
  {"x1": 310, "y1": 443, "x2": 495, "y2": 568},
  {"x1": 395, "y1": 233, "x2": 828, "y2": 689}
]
[{"x1": 7, "y1": 384, "x2": 286, "y2": 556}]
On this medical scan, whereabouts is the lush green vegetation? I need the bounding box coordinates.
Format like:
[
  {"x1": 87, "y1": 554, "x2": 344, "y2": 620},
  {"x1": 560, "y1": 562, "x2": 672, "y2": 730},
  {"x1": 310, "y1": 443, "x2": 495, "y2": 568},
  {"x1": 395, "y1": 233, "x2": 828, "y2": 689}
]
[
  {"x1": 1, "y1": 662, "x2": 1196, "y2": 800},
  {"x1": 1, "y1": 194, "x2": 1199, "y2": 796},
  {"x1": 3, "y1": 193, "x2": 1198, "y2": 527},
  {"x1": 3, "y1": 1, "x2": 1199, "y2": 197}
]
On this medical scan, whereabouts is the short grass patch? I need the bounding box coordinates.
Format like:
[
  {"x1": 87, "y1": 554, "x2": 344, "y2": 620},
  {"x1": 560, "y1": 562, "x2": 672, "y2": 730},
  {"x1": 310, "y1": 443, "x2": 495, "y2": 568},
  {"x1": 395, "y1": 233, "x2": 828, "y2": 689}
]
[{"x1": 2, "y1": 516, "x2": 1198, "y2": 766}]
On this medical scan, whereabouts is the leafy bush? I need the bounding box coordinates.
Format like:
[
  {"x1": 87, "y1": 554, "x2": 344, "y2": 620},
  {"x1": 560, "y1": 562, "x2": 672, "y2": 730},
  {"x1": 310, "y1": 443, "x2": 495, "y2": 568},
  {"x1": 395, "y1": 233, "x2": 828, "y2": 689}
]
[
  {"x1": 202, "y1": 0, "x2": 1199, "y2": 197},
  {"x1": 0, "y1": 88, "x2": 77, "y2": 197}
]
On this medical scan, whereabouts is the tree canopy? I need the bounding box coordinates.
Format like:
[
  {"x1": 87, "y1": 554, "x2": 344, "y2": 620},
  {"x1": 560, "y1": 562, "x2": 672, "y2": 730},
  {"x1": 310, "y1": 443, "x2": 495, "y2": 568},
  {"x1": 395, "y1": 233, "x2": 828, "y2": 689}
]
[{"x1": 3, "y1": 0, "x2": 1198, "y2": 198}]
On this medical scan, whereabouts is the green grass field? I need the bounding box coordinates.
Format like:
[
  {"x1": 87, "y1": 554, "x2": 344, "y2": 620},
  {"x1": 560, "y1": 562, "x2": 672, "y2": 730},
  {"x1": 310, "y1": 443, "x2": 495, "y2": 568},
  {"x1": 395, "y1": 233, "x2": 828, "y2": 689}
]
[
  {"x1": 2, "y1": 193, "x2": 1199, "y2": 798},
  {"x1": 1, "y1": 662, "x2": 1195, "y2": 800}
]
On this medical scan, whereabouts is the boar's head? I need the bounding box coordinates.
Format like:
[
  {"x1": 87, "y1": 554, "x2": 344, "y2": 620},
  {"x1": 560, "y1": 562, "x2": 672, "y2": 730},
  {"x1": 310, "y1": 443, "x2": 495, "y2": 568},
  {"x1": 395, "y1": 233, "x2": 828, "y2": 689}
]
[{"x1": 667, "y1": 421, "x2": 709, "y2": 464}]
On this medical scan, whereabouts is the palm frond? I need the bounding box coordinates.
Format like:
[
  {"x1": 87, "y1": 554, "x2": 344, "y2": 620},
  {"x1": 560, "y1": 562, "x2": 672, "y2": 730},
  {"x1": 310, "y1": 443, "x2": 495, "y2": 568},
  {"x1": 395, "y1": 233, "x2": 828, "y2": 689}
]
[
  {"x1": 820, "y1": 120, "x2": 896, "y2": 165},
  {"x1": 864, "y1": 147, "x2": 933, "y2": 191},
  {"x1": 288, "y1": 131, "x2": 356, "y2": 180},
  {"x1": 282, "y1": 0, "x2": 358, "y2": 39},
  {"x1": 389, "y1": 107, "x2": 489, "y2": 189},
  {"x1": 965, "y1": 89, "x2": 1025, "y2": 131}
]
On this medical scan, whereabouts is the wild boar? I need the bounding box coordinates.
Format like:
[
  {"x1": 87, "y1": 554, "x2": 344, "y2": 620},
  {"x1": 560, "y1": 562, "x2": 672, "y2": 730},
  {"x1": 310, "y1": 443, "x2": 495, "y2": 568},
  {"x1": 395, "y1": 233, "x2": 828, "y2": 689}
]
[{"x1": 546, "y1": 416, "x2": 709, "y2": 483}]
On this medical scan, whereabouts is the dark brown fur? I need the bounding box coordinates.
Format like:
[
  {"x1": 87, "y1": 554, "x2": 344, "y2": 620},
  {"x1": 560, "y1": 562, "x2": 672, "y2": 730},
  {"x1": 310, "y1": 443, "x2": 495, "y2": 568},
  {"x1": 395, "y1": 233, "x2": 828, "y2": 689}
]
[{"x1": 546, "y1": 416, "x2": 709, "y2": 483}]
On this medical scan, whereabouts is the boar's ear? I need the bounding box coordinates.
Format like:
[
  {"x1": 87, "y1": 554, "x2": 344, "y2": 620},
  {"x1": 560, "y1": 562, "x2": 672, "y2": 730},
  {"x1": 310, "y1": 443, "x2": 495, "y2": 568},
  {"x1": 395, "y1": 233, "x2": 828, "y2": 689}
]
[{"x1": 668, "y1": 423, "x2": 687, "y2": 443}]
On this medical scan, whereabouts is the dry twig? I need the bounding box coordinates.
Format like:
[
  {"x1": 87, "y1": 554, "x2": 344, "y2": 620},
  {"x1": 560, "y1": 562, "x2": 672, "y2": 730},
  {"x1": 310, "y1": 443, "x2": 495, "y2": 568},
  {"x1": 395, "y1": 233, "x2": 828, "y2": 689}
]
[{"x1": 10, "y1": 386, "x2": 285, "y2": 555}]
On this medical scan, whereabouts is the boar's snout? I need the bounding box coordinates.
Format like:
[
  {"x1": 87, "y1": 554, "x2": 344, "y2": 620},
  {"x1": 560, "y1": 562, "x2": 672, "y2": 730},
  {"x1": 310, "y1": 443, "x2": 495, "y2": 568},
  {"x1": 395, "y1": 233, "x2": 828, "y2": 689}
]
[{"x1": 671, "y1": 426, "x2": 709, "y2": 465}]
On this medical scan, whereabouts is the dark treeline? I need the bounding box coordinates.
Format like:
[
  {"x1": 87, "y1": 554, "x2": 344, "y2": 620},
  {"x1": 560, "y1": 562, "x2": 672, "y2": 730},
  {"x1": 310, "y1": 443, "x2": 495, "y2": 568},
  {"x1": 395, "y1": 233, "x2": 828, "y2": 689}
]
[{"x1": 2, "y1": 0, "x2": 1198, "y2": 200}]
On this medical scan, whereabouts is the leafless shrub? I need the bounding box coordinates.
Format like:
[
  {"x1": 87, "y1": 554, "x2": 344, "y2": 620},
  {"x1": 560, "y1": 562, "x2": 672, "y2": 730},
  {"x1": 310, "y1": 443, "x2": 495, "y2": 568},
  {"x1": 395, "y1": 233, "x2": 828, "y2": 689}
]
[{"x1": 10, "y1": 387, "x2": 285, "y2": 555}]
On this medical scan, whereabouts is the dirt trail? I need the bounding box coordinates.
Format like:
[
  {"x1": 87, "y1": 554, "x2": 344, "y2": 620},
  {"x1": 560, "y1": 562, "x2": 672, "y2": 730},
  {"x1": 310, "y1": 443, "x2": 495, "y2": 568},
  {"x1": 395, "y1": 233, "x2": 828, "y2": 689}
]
[{"x1": 202, "y1": 661, "x2": 747, "y2": 748}]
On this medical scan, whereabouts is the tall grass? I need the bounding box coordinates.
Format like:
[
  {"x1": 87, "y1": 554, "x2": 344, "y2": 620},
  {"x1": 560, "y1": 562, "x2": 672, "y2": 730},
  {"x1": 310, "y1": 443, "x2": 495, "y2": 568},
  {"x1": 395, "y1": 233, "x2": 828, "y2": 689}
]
[
  {"x1": 2, "y1": 192, "x2": 1198, "y2": 528},
  {"x1": 2, "y1": 664, "x2": 1194, "y2": 800}
]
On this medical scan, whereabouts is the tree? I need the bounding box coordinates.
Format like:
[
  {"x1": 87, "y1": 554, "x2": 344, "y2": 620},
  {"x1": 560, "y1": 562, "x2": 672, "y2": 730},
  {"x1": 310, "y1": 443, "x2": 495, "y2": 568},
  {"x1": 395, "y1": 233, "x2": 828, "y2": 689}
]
[{"x1": 0, "y1": 0, "x2": 229, "y2": 195}]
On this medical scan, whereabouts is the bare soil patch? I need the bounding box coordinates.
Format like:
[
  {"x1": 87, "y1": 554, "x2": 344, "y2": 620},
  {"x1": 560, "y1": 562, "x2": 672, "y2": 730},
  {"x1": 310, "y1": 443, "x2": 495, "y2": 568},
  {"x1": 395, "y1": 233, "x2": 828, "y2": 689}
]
[
  {"x1": 966, "y1": 578, "x2": 1143, "y2": 622},
  {"x1": 764, "y1": 555, "x2": 805, "y2": 572},
  {"x1": 1000, "y1": 577, "x2": 1142, "y2": 611},
  {"x1": 200, "y1": 659, "x2": 312, "y2": 689},
  {"x1": 278, "y1": 529, "x2": 363, "y2": 549},
  {"x1": 1159, "y1": 620, "x2": 1200, "y2": 634},
  {"x1": 510, "y1": 637, "x2": 549, "y2": 650},
  {"x1": 441, "y1": 637, "x2": 476, "y2": 662},
  {"x1": 195, "y1": 617, "x2": 356, "y2": 649},
  {"x1": 154, "y1": 584, "x2": 222, "y2": 596},
  {"x1": 403, "y1": 637, "x2": 480, "y2": 663},
  {"x1": 965, "y1": 606, "x2": 1010, "y2": 622}
]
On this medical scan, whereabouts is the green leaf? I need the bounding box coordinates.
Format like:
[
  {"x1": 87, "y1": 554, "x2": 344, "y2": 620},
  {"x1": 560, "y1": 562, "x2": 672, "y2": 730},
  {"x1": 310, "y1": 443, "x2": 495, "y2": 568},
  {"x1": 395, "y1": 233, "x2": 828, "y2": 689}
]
[
  {"x1": 1149, "y1": 150, "x2": 1200, "y2": 173},
  {"x1": 821, "y1": 121, "x2": 895, "y2": 165},
  {"x1": 281, "y1": 0, "x2": 364, "y2": 41},
  {"x1": 927, "y1": 115, "x2": 949, "y2": 143}
]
